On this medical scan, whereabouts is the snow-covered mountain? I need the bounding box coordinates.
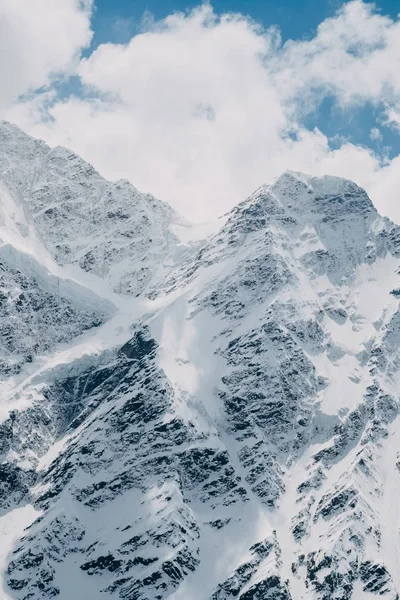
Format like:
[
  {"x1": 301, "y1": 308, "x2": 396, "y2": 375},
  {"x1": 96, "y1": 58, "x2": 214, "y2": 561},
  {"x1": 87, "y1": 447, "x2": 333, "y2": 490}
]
[
  {"x1": 1, "y1": 121, "x2": 400, "y2": 600},
  {"x1": 0, "y1": 122, "x2": 199, "y2": 297}
]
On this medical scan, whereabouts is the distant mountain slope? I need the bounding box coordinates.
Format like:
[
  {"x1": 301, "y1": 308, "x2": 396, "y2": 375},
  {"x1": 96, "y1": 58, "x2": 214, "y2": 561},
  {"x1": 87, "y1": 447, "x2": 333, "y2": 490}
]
[{"x1": 0, "y1": 124, "x2": 399, "y2": 600}]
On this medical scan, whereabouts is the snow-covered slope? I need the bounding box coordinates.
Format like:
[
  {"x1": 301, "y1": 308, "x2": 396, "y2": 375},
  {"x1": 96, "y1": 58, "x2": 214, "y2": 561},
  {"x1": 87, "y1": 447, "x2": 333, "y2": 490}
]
[
  {"x1": 0, "y1": 122, "x2": 199, "y2": 297},
  {"x1": 1, "y1": 123, "x2": 400, "y2": 600}
]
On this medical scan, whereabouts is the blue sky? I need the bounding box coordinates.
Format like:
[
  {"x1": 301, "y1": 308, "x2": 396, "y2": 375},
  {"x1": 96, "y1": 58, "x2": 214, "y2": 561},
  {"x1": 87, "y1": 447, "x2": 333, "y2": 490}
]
[
  {"x1": 91, "y1": 0, "x2": 340, "y2": 45},
  {"x1": 92, "y1": 0, "x2": 399, "y2": 45},
  {"x1": 4, "y1": 0, "x2": 400, "y2": 221}
]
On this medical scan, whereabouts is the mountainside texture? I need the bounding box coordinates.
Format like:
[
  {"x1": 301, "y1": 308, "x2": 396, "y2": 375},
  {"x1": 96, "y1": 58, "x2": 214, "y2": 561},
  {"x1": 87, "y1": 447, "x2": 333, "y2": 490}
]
[{"x1": 0, "y1": 121, "x2": 400, "y2": 600}]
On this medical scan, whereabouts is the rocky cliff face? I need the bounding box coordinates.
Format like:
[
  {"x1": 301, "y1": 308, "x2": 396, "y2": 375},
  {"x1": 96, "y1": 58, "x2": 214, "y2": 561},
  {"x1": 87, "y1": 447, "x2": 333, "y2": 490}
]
[{"x1": 0, "y1": 122, "x2": 400, "y2": 600}]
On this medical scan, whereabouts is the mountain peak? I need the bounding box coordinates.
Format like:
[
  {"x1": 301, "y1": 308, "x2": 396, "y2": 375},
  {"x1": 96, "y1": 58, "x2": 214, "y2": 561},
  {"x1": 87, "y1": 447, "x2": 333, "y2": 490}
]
[
  {"x1": 228, "y1": 169, "x2": 379, "y2": 241},
  {"x1": 270, "y1": 169, "x2": 377, "y2": 220},
  {"x1": 0, "y1": 123, "x2": 187, "y2": 296}
]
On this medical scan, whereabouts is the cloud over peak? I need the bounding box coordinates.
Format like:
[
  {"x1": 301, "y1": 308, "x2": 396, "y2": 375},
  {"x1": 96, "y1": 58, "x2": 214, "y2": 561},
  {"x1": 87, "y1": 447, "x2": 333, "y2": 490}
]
[{"x1": 2, "y1": 1, "x2": 400, "y2": 222}]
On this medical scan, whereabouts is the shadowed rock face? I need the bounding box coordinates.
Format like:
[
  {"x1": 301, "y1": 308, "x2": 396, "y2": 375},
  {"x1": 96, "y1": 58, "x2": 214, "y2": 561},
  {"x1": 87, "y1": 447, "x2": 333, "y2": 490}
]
[
  {"x1": 1, "y1": 125, "x2": 400, "y2": 600},
  {"x1": 0, "y1": 255, "x2": 105, "y2": 378}
]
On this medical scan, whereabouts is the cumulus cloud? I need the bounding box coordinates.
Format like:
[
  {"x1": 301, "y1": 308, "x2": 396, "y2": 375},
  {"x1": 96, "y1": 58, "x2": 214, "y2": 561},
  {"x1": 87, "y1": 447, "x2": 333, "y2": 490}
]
[
  {"x1": 0, "y1": 0, "x2": 93, "y2": 108},
  {"x1": 273, "y1": 1, "x2": 400, "y2": 113},
  {"x1": 2, "y1": 1, "x2": 400, "y2": 222}
]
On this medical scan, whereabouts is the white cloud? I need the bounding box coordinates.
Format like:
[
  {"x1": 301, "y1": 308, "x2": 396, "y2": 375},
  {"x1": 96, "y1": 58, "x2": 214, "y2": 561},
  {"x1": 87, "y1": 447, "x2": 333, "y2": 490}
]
[
  {"x1": 3, "y1": 1, "x2": 400, "y2": 223},
  {"x1": 385, "y1": 106, "x2": 400, "y2": 131},
  {"x1": 273, "y1": 1, "x2": 400, "y2": 111},
  {"x1": 370, "y1": 127, "x2": 383, "y2": 141},
  {"x1": 0, "y1": 0, "x2": 93, "y2": 108}
]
